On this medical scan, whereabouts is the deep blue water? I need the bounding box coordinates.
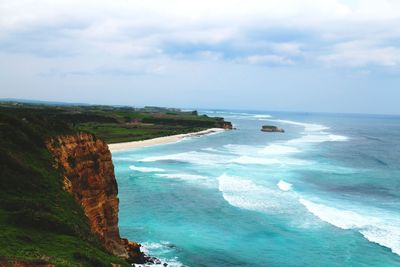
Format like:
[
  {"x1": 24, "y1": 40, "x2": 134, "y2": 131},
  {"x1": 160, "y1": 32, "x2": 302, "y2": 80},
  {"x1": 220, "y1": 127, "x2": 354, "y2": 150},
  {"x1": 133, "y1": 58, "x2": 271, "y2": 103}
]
[{"x1": 113, "y1": 110, "x2": 400, "y2": 266}]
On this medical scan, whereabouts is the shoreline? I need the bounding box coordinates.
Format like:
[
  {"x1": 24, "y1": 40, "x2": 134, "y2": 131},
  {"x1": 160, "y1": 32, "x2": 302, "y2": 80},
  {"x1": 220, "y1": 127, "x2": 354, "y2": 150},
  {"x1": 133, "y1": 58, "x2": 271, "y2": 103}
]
[{"x1": 108, "y1": 128, "x2": 226, "y2": 152}]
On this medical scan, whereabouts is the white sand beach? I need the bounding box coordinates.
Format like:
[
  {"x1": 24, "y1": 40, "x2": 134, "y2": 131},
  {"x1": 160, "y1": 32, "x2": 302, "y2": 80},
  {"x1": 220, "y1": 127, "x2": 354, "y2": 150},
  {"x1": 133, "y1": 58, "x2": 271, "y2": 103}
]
[{"x1": 108, "y1": 128, "x2": 226, "y2": 152}]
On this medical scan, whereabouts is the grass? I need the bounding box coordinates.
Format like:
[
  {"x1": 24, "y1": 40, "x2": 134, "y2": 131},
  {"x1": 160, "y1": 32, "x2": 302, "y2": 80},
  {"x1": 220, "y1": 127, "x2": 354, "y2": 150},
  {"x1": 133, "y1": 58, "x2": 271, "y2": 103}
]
[
  {"x1": 0, "y1": 103, "x2": 231, "y2": 265},
  {"x1": 0, "y1": 110, "x2": 129, "y2": 266},
  {"x1": 0, "y1": 102, "x2": 230, "y2": 144},
  {"x1": 76, "y1": 122, "x2": 208, "y2": 143}
]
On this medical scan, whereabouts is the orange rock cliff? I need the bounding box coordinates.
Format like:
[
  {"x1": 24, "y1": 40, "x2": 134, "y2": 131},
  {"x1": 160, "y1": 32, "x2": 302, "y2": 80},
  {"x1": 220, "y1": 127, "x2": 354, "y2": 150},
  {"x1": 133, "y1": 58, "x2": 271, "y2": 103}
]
[{"x1": 46, "y1": 132, "x2": 146, "y2": 264}]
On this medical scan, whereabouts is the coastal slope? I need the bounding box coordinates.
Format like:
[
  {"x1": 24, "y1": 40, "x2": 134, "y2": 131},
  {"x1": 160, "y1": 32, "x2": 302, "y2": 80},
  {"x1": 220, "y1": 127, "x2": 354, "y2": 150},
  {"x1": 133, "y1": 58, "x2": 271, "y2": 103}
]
[
  {"x1": 0, "y1": 103, "x2": 232, "y2": 266},
  {"x1": 0, "y1": 112, "x2": 130, "y2": 266}
]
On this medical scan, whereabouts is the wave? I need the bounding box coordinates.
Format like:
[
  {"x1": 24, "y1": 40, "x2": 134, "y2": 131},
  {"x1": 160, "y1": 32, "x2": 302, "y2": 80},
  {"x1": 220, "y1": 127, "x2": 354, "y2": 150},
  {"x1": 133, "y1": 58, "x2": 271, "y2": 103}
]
[
  {"x1": 225, "y1": 112, "x2": 272, "y2": 118},
  {"x1": 218, "y1": 174, "x2": 298, "y2": 213},
  {"x1": 289, "y1": 134, "x2": 348, "y2": 144},
  {"x1": 223, "y1": 144, "x2": 310, "y2": 168},
  {"x1": 232, "y1": 155, "x2": 310, "y2": 166},
  {"x1": 112, "y1": 156, "x2": 137, "y2": 162},
  {"x1": 218, "y1": 174, "x2": 275, "y2": 211},
  {"x1": 224, "y1": 144, "x2": 301, "y2": 157},
  {"x1": 269, "y1": 119, "x2": 348, "y2": 144},
  {"x1": 156, "y1": 173, "x2": 210, "y2": 182},
  {"x1": 222, "y1": 119, "x2": 348, "y2": 166},
  {"x1": 269, "y1": 119, "x2": 329, "y2": 132},
  {"x1": 299, "y1": 198, "x2": 400, "y2": 256},
  {"x1": 129, "y1": 165, "x2": 165, "y2": 173},
  {"x1": 138, "y1": 241, "x2": 184, "y2": 267},
  {"x1": 261, "y1": 144, "x2": 301, "y2": 155},
  {"x1": 202, "y1": 147, "x2": 220, "y2": 153},
  {"x1": 277, "y1": 180, "x2": 293, "y2": 191},
  {"x1": 139, "y1": 151, "x2": 232, "y2": 165},
  {"x1": 254, "y1": 114, "x2": 272, "y2": 119},
  {"x1": 223, "y1": 144, "x2": 259, "y2": 155},
  {"x1": 210, "y1": 112, "x2": 272, "y2": 120}
]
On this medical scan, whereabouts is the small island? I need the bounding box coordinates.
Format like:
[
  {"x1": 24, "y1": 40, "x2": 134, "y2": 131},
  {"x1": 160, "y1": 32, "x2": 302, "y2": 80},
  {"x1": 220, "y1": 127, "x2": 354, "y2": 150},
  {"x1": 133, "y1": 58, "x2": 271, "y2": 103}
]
[{"x1": 261, "y1": 125, "x2": 285, "y2": 133}]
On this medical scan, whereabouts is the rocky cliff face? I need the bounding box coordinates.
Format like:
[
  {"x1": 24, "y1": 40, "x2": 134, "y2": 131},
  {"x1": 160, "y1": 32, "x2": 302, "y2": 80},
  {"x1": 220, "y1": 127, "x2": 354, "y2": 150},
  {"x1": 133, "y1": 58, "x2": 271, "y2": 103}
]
[
  {"x1": 46, "y1": 132, "x2": 145, "y2": 263},
  {"x1": 215, "y1": 118, "x2": 233, "y2": 129}
]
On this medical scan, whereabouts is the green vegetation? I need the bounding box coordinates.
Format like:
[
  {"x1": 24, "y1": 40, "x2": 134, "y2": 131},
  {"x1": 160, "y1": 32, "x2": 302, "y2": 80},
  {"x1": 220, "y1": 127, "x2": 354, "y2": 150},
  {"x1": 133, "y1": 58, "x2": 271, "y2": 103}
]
[
  {"x1": 0, "y1": 102, "x2": 231, "y2": 143},
  {"x1": 0, "y1": 108, "x2": 128, "y2": 266},
  {"x1": 0, "y1": 102, "x2": 231, "y2": 265}
]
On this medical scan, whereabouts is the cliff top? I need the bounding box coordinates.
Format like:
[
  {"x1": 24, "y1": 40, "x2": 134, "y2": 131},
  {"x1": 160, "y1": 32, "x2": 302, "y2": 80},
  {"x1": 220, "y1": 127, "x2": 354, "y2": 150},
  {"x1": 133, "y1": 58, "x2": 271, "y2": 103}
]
[
  {"x1": 0, "y1": 110, "x2": 129, "y2": 266},
  {"x1": 0, "y1": 102, "x2": 232, "y2": 144}
]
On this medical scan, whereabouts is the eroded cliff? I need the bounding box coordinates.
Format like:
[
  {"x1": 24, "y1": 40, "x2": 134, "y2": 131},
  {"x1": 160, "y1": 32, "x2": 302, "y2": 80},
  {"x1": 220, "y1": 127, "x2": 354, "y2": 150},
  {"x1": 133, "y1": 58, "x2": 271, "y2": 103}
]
[{"x1": 46, "y1": 132, "x2": 145, "y2": 264}]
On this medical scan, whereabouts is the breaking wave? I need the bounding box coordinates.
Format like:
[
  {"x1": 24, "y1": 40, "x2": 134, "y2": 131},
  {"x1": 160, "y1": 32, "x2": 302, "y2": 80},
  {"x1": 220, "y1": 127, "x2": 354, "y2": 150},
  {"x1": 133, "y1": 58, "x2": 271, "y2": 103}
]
[
  {"x1": 260, "y1": 144, "x2": 301, "y2": 155},
  {"x1": 277, "y1": 180, "x2": 293, "y2": 191},
  {"x1": 270, "y1": 119, "x2": 329, "y2": 132},
  {"x1": 231, "y1": 156, "x2": 310, "y2": 166},
  {"x1": 137, "y1": 241, "x2": 184, "y2": 267},
  {"x1": 267, "y1": 119, "x2": 349, "y2": 144},
  {"x1": 217, "y1": 174, "x2": 298, "y2": 214},
  {"x1": 129, "y1": 165, "x2": 165, "y2": 173},
  {"x1": 155, "y1": 173, "x2": 215, "y2": 187},
  {"x1": 254, "y1": 114, "x2": 272, "y2": 119},
  {"x1": 300, "y1": 198, "x2": 400, "y2": 256},
  {"x1": 139, "y1": 151, "x2": 232, "y2": 165},
  {"x1": 288, "y1": 134, "x2": 348, "y2": 144}
]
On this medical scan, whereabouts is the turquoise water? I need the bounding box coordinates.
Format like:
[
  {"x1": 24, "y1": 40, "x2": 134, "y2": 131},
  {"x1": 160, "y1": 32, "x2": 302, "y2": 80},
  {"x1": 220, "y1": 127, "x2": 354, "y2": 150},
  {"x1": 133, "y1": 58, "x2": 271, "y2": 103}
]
[{"x1": 113, "y1": 111, "x2": 400, "y2": 266}]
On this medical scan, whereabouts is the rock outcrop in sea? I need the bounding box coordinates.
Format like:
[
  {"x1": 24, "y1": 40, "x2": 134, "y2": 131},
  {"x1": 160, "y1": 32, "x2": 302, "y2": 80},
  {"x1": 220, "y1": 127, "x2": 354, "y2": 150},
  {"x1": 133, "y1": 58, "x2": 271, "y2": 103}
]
[{"x1": 261, "y1": 125, "x2": 285, "y2": 132}]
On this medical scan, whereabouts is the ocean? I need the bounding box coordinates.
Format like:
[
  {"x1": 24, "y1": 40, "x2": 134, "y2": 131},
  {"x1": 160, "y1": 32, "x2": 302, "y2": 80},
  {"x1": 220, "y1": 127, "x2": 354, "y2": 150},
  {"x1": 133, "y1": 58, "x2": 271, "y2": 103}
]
[{"x1": 113, "y1": 110, "x2": 400, "y2": 266}]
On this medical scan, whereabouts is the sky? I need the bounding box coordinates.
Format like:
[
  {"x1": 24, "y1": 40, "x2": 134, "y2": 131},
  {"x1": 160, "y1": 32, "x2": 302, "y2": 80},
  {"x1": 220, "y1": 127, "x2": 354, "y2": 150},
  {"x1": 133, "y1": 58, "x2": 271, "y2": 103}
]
[{"x1": 1, "y1": 0, "x2": 400, "y2": 114}]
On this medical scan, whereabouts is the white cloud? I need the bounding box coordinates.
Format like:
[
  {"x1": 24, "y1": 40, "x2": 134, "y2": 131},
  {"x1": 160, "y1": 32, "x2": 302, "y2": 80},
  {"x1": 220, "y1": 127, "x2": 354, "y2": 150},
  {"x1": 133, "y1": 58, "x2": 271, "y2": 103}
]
[
  {"x1": 1, "y1": 0, "x2": 400, "y2": 69},
  {"x1": 270, "y1": 42, "x2": 304, "y2": 56},
  {"x1": 320, "y1": 40, "x2": 400, "y2": 67},
  {"x1": 245, "y1": 54, "x2": 294, "y2": 65}
]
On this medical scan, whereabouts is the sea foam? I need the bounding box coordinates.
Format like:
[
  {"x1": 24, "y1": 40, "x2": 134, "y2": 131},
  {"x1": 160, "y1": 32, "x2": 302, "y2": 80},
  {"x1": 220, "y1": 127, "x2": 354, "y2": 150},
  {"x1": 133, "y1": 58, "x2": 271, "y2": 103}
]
[
  {"x1": 156, "y1": 173, "x2": 210, "y2": 182},
  {"x1": 254, "y1": 114, "x2": 272, "y2": 119},
  {"x1": 299, "y1": 198, "x2": 400, "y2": 256},
  {"x1": 218, "y1": 174, "x2": 297, "y2": 213},
  {"x1": 224, "y1": 143, "x2": 300, "y2": 156},
  {"x1": 129, "y1": 165, "x2": 165, "y2": 173},
  {"x1": 139, "y1": 151, "x2": 231, "y2": 165},
  {"x1": 277, "y1": 180, "x2": 293, "y2": 191},
  {"x1": 138, "y1": 241, "x2": 184, "y2": 267},
  {"x1": 289, "y1": 134, "x2": 348, "y2": 144},
  {"x1": 232, "y1": 155, "x2": 309, "y2": 166},
  {"x1": 267, "y1": 119, "x2": 349, "y2": 144},
  {"x1": 261, "y1": 144, "x2": 301, "y2": 155},
  {"x1": 270, "y1": 119, "x2": 329, "y2": 132}
]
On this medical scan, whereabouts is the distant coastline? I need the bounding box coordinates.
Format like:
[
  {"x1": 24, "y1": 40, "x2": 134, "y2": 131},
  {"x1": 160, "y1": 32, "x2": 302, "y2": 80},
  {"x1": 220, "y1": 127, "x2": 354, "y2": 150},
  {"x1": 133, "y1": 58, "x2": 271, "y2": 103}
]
[{"x1": 108, "y1": 128, "x2": 226, "y2": 152}]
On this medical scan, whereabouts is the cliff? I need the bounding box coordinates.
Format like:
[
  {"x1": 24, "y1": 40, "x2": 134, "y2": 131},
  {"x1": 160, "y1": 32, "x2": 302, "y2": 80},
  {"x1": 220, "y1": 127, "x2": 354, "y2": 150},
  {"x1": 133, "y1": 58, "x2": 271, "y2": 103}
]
[
  {"x1": 215, "y1": 117, "x2": 233, "y2": 129},
  {"x1": 0, "y1": 104, "x2": 231, "y2": 266},
  {"x1": 0, "y1": 111, "x2": 130, "y2": 266},
  {"x1": 46, "y1": 132, "x2": 145, "y2": 264}
]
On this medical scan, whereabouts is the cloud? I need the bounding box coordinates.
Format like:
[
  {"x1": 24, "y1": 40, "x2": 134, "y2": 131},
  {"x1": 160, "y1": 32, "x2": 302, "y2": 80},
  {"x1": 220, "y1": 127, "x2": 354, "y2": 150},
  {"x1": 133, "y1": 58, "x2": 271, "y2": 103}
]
[
  {"x1": 270, "y1": 42, "x2": 303, "y2": 56},
  {"x1": 320, "y1": 40, "x2": 400, "y2": 67},
  {"x1": 1, "y1": 0, "x2": 400, "y2": 70},
  {"x1": 245, "y1": 54, "x2": 295, "y2": 66}
]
